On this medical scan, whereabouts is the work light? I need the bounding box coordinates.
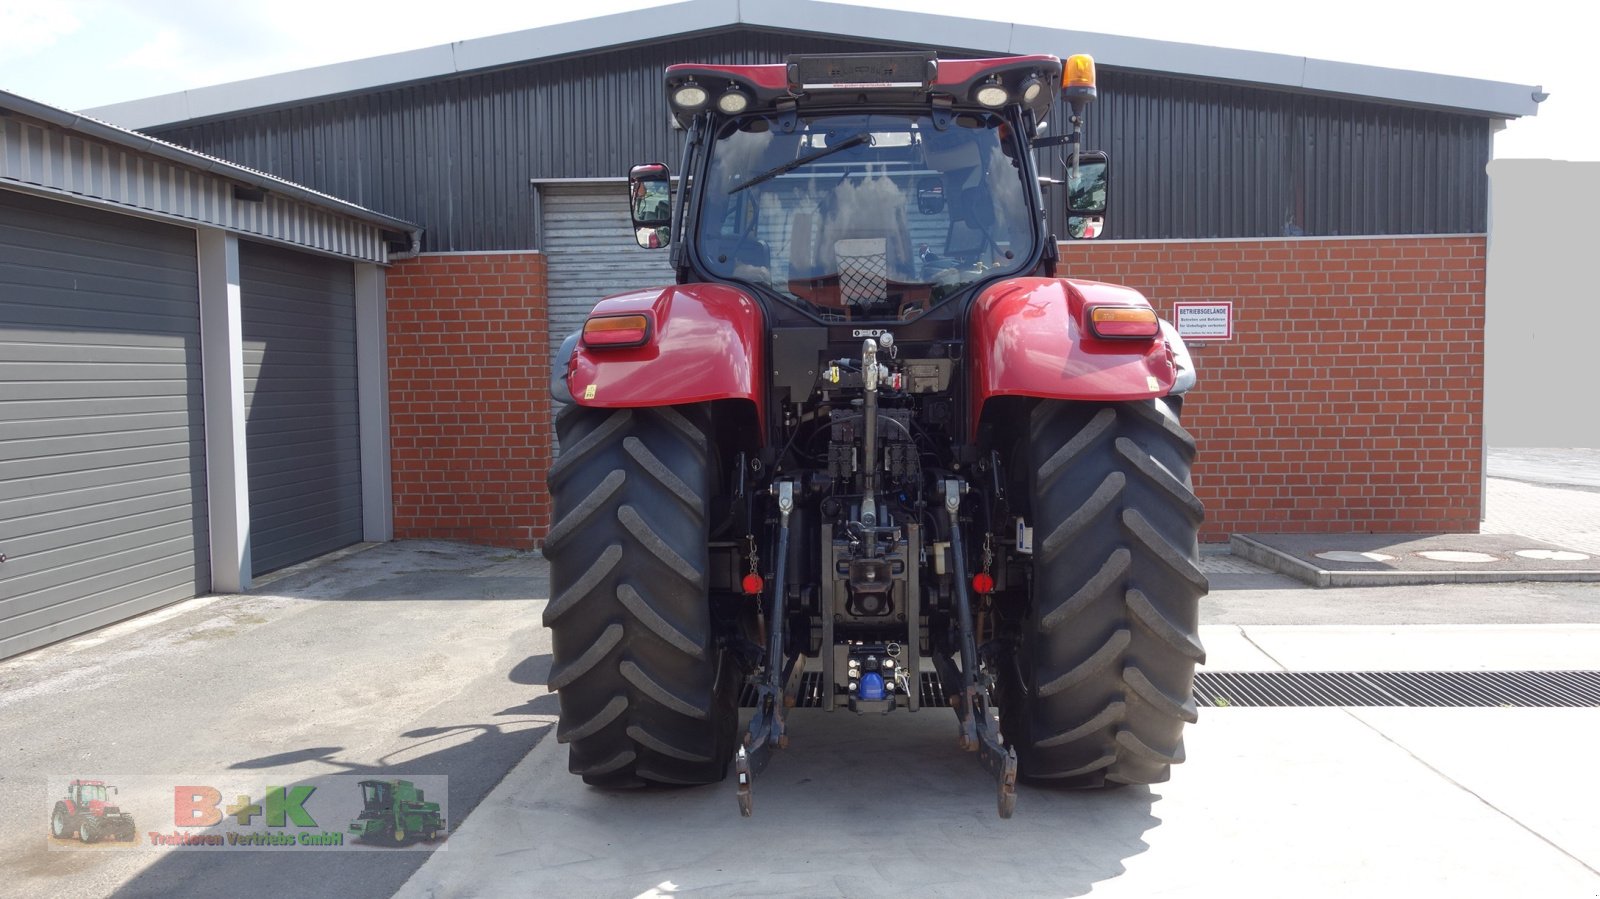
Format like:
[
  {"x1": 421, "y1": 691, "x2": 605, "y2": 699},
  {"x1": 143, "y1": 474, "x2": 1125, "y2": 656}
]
[
  {"x1": 974, "y1": 77, "x2": 1009, "y2": 108},
  {"x1": 717, "y1": 87, "x2": 751, "y2": 115},
  {"x1": 671, "y1": 83, "x2": 708, "y2": 110},
  {"x1": 1019, "y1": 75, "x2": 1044, "y2": 104}
]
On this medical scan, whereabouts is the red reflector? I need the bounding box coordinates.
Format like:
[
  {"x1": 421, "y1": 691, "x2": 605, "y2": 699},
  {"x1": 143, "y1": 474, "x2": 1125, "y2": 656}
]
[
  {"x1": 1088, "y1": 306, "x2": 1160, "y2": 339},
  {"x1": 742, "y1": 573, "x2": 764, "y2": 595},
  {"x1": 582, "y1": 314, "x2": 651, "y2": 348},
  {"x1": 972, "y1": 572, "x2": 995, "y2": 594}
]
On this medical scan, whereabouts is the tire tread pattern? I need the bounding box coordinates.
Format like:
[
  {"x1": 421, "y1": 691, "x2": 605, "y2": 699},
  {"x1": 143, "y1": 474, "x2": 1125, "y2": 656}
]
[
  {"x1": 1007, "y1": 399, "x2": 1207, "y2": 787},
  {"x1": 542, "y1": 404, "x2": 733, "y2": 786}
]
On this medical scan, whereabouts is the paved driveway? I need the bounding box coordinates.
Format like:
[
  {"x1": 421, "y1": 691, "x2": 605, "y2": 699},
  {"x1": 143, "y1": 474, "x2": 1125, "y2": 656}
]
[
  {"x1": 396, "y1": 623, "x2": 1600, "y2": 899},
  {"x1": 3, "y1": 542, "x2": 1599, "y2": 898},
  {"x1": 0, "y1": 541, "x2": 552, "y2": 899}
]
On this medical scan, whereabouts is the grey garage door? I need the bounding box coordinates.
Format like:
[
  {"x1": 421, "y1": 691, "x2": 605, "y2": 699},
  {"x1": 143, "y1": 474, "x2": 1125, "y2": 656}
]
[
  {"x1": 0, "y1": 189, "x2": 209, "y2": 659},
  {"x1": 240, "y1": 241, "x2": 361, "y2": 575},
  {"x1": 541, "y1": 184, "x2": 677, "y2": 437}
]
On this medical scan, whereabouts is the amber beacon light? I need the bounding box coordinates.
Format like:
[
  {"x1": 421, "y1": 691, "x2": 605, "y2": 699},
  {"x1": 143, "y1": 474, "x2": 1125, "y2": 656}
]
[{"x1": 1063, "y1": 53, "x2": 1097, "y2": 110}]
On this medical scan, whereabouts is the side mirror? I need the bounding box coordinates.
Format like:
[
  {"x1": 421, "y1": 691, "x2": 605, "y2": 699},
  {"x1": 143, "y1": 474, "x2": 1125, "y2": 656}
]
[
  {"x1": 1067, "y1": 215, "x2": 1104, "y2": 240},
  {"x1": 628, "y1": 163, "x2": 672, "y2": 249},
  {"x1": 1066, "y1": 151, "x2": 1108, "y2": 215},
  {"x1": 916, "y1": 176, "x2": 945, "y2": 215}
]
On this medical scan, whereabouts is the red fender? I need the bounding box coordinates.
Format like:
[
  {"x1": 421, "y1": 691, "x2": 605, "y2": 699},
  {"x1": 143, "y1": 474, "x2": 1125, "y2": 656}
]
[
  {"x1": 568, "y1": 283, "x2": 766, "y2": 433},
  {"x1": 968, "y1": 277, "x2": 1177, "y2": 431}
]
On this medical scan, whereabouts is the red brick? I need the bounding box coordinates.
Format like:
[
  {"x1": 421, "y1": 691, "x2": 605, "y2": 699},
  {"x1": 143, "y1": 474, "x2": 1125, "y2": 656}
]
[
  {"x1": 386, "y1": 252, "x2": 550, "y2": 550},
  {"x1": 388, "y1": 239, "x2": 1484, "y2": 547},
  {"x1": 1059, "y1": 236, "x2": 1485, "y2": 539}
]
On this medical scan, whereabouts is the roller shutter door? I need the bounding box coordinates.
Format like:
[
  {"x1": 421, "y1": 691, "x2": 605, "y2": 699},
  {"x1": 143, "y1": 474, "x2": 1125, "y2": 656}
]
[
  {"x1": 541, "y1": 184, "x2": 677, "y2": 438},
  {"x1": 0, "y1": 190, "x2": 209, "y2": 659},
  {"x1": 240, "y1": 241, "x2": 361, "y2": 575}
]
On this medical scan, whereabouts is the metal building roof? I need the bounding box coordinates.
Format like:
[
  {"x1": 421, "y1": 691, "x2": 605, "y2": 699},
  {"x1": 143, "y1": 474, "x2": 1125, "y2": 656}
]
[
  {"x1": 1, "y1": 87, "x2": 420, "y2": 238},
  {"x1": 84, "y1": 0, "x2": 1543, "y2": 130}
]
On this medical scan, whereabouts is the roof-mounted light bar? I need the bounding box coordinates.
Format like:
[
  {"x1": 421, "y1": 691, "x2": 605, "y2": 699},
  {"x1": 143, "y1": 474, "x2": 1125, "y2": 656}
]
[{"x1": 661, "y1": 55, "x2": 1063, "y2": 127}]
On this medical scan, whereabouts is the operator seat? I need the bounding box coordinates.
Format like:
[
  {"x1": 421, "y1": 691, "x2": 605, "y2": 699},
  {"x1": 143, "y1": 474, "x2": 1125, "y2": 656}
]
[
  {"x1": 944, "y1": 185, "x2": 998, "y2": 263},
  {"x1": 812, "y1": 175, "x2": 914, "y2": 311}
]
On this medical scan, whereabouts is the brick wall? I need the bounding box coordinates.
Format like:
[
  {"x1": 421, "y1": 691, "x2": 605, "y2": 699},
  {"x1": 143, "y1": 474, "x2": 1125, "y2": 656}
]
[
  {"x1": 386, "y1": 253, "x2": 550, "y2": 548},
  {"x1": 1060, "y1": 236, "x2": 1486, "y2": 541},
  {"x1": 381, "y1": 239, "x2": 1484, "y2": 547}
]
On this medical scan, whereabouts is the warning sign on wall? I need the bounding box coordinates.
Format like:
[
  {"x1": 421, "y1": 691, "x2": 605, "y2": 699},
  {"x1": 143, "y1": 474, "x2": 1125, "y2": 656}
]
[{"x1": 1173, "y1": 302, "x2": 1233, "y2": 340}]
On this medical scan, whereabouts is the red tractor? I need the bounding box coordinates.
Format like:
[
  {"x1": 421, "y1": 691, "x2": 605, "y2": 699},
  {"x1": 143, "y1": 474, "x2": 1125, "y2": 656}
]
[
  {"x1": 51, "y1": 779, "x2": 137, "y2": 842},
  {"x1": 543, "y1": 51, "x2": 1204, "y2": 818}
]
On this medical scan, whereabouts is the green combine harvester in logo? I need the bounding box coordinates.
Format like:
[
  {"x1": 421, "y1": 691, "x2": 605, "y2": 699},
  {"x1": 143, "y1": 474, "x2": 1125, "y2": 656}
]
[{"x1": 348, "y1": 780, "x2": 444, "y2": 845}]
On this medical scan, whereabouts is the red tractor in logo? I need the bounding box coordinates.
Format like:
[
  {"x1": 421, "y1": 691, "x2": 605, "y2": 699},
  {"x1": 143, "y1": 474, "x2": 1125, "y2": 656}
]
[
  {"x1": 51, "y1": 779, "x2": 137, "y2": 842},
  {"x1": 544, "y1": 51, "x2": 1204, "y2": 818}
]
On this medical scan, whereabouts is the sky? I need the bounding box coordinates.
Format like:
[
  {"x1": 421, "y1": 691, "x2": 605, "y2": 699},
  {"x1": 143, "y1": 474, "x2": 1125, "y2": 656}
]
[{"x1": 0, "y1": 0, "x2": 1588, "y2": 160}]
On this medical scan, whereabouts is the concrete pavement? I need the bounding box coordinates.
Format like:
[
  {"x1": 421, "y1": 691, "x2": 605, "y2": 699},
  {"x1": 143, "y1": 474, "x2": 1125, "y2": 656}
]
[
  {"x1": 394, "y1": 623, "x2": 1600, "y2": 899},
  {"x1": 394, "y1": 703, "x2": 1600, "y2": 899},
  {"x1": 1232, "y1": 531, "x2": 1600, "y2": 587},
  {"x1": 1484, "y1": 449, "x2": 1600, "y2": 555},
  {"x1": 1488, "y1": 448, "x2": 1600, "y2": 491},
  {"x1": 5, "y1": 457, "x2": 1600, "y2": 898},
  {"x1": 0, "y1": 541, "x2": 554, "y2": 899},
  {"x1": 1225, "y1": 459, "x2": 1600, "y2": 585},
  {"x1": 1484, "y1": 478, "x2": 1600, "y2": 557}
]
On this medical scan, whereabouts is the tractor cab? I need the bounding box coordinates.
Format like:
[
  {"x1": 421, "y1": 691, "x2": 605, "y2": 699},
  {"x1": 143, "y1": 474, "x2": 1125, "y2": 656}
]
[
  {"x1": 70, "y1": 780, "x2": 109, "y2": 808},
  {"x1": 633, "y1": 52, "x2": 1081, "y2": 326},
  {"x1": 694, "y1": 110, "x2": 1034, "y2": 321},
  {"x1": 357, "y1": 780, "x2": 392, "y2": 814}
]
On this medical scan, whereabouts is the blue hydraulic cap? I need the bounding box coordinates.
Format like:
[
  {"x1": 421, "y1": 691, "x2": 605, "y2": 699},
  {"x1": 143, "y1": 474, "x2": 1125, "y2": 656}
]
[{"x1": 859, "y1": 672, "x2": 885, "y2": 701}]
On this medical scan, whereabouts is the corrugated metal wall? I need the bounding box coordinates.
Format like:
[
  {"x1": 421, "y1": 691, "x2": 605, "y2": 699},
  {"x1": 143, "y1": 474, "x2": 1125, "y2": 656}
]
[
  {"x1": 1, "y1": 112, "x2": 392, "y2": 263},
  {"x1": 1048, "y1": 72, "x2": 1491, "y2": 238},
  {"x1": 151, "y1": 28, "x2": 1492, "y2": 251}
]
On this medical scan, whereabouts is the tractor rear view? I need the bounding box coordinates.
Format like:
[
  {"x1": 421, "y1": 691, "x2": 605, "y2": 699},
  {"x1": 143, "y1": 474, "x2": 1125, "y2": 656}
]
[{"x1": 542, "y1": 51, "x2": 1205, "y2": 818}]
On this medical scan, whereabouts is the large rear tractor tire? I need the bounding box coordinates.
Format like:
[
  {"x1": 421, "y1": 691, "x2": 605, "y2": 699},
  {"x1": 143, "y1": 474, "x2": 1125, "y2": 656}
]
[
  {"x1": 541, "y1": 404, "x2": 737, "y2": 787},
  {"x1": 50, "y1": 803, "x2": 70, "y2": 839},
  {"x1": 1003, "y1": 399, "x2": 1208, "y2": 787}
]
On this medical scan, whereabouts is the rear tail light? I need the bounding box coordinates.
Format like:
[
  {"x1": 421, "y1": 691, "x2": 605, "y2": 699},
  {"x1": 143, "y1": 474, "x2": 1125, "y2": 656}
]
[
  {"x1": 582, "y1": 314, "x2": 652, "y2": 348},
  {"x1": 1088, "y1": 306, "x2": 1160, "y2": 339}
]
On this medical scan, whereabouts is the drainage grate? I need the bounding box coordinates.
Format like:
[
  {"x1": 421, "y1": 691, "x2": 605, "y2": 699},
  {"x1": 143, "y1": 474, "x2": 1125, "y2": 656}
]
[
  {"x1": 740, "y1": 672, "x2": 945, "y2": 708},
  {"x1": 1193, "y1": 670, "x2": 1600, "y2": 708},
  {"x1": 743, "y1": 670, "x2": 1600, "y2": 710}
]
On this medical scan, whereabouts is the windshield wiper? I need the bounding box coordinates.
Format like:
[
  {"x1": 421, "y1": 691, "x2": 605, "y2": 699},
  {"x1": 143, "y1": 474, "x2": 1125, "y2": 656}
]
[{"x1": 727, "y1": 132, "x2": 872, "y2": 195}]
